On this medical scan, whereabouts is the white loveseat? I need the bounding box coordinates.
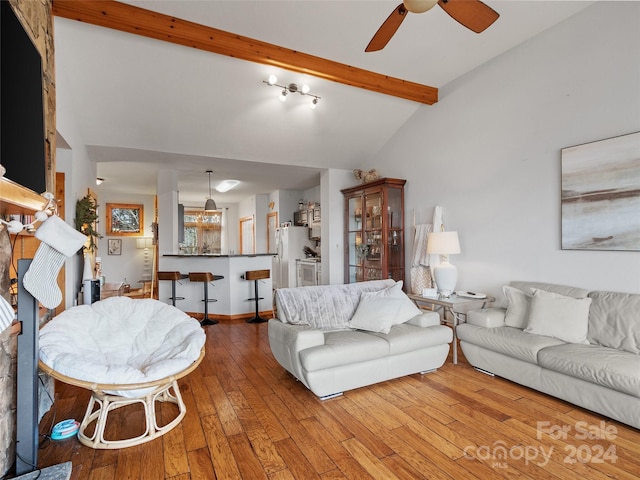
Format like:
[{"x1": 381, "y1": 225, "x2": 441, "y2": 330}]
[
  {"x1": 268, "y1": 279, "x2": 453, "y2": 399},
  {"x1": 457, "y1": 281, "x2": 640, "y2": 429}
]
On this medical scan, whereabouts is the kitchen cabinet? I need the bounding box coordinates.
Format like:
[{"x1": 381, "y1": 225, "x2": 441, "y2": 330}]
[{"x1": 341, "y1": 178, "x2": 405, "y2": 285}]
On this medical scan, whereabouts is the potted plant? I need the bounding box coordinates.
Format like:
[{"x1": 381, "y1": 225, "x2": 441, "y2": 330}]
[
  {"x1": 75, "y1": 194, "x2": 102, "y2": 280},
  {"x1": 75, "y1": 194, "x2": 101, "y2": 252}
]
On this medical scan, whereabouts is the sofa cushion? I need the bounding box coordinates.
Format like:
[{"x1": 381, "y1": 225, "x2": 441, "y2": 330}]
[
  {"x1": 299, "y1": 331, "x2": 389, "y2": 372},
  {"x1": 503, "y1": 285, "x2": 531, "y2": 328},
  {"x1": 275, "y1": 280, "x2": 394, "y2": 331},
  {"x1": 369, "y1": 323, "x2": 452, "y2": 355},
  {"x1": 457, "y1": 324, "x2": 564, "y2": 364},
  {"x1": 538, "y1": 343, "x2": 640, "y2": 398},
  {"x1": 524, "y1": 289, "x2": 591, "y2": 344},
  {"x1": 509, "y1": 281, "x2": 589, "y2": 299},
  {"x1": 587, "y1": 290, "x2": 640, "y2": 355}
]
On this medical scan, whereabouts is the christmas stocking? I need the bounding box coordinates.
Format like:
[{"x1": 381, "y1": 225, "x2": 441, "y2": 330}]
[{"x1": 23, "y1": 215, "x2": 87, "y2": 309}]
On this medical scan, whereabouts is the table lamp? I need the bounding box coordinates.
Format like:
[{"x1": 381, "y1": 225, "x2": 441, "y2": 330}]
[{"x1": 426, "y1": 231, "x2": 461, "y2": 297}]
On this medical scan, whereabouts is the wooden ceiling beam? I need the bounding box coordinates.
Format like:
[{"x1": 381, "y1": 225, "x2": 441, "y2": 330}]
[{"x1": 52, "y1": 0, "x2": 438, "y2": 105}]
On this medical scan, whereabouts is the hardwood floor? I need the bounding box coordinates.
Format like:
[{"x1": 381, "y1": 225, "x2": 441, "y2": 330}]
[{"x1": 37, "y1": 319, "x2": 640, "y2": 479}]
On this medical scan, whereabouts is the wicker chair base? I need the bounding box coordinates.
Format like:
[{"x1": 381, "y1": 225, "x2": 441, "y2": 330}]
[
  {"x1": 39, "y1": 348, "x2": 204, "y2": 450},
  {"x1": 78, "y1": 379, "x2": 185, "y2": 449}
]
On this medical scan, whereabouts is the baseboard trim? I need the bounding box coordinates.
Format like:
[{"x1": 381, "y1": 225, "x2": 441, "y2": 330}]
[
  {"x1": 474, "y1": 366, "x2": 496, "y2": 377},
  {"x1": 186, "y1": 310, "x2": 274, "y2": 323}
]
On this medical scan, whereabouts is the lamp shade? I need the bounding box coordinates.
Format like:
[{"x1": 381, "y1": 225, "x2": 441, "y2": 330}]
[
  {"x1": 204, "y1": 198, "x2": 217, "y2": 211},
  {"x1": 136, "y1": 237, "x2": 153, "y2": 249},
  {"x1": 426, "y1": 231, "x2": 461, "y2": 255}
]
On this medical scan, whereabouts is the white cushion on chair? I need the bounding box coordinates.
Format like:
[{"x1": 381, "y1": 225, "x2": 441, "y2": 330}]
[{"x1": 39, "y1": 297, "x2": 205, "y2": 397}]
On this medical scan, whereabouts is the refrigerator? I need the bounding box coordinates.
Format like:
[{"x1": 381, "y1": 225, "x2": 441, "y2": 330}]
[{"x1": 273, "y1": 225, "x2": 314, "y2": 289}]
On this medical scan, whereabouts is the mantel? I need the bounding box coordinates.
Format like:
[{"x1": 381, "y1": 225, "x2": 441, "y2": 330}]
[{"x1": 0, "y1": 177, "x2": 47, "y2": 215}]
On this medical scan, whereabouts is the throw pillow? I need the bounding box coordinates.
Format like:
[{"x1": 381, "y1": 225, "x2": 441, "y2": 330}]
[
  {"x1": 348, "y1": 281, "x2": 422, "y2": 333},
  {"x1": 503, "y1": 285, "x2": 531, "y2": 329},
  {"x1": 378, "y1": 281, "x2": 422, "y2": 324},
  {"x1": 348, "y1": 295, "x2": 404, "y2": 334},
  {"x1": 524, "y1": 288, "x2": 592, "y2": 344}
]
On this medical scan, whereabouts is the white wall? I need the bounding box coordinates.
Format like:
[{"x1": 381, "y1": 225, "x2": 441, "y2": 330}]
[
  {"x1": 55, "y1": 66, "x2": 99, "y2": 305},
  {"x1": 94, "y1": 190, "x2": 156, "y2": 288},
  {"x1": 372, "y1": 2, "x2": 640, "y2": 299},
  {"x1": 320, "y1": 168, "x2": 356, "y2": 284}
]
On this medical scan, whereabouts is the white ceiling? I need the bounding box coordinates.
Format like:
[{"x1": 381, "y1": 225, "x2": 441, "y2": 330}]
[{"x1": 54, "y1": 0, "x2": 594, "y2": 205}]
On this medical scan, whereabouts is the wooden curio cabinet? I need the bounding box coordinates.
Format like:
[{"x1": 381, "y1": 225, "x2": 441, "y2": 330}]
[{"x1": 342, "y1": 178, "x2": 406, "y2": 285}]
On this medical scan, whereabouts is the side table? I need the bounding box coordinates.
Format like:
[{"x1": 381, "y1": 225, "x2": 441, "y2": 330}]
[{"x1": 408, "y1": 293, "x2": 494, "y2": 364}]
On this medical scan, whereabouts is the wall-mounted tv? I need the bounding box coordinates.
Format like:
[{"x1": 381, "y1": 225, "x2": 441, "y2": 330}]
[{"x1": 1, "y1": 1, "x2": 47, "y2": 194}]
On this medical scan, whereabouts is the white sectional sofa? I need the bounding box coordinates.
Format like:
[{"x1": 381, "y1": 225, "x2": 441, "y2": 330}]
[
  {"x1": 457, "y1": 281, "x2": 640, "y2": 429},
  {"x1": 268, "y1": 280, "x2": 453, "y2": 399}
]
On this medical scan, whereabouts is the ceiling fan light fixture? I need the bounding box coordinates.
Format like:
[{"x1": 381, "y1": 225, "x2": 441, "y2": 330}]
[{"x1": 403, "y1": 0, "x2": 438, "y2": 14}]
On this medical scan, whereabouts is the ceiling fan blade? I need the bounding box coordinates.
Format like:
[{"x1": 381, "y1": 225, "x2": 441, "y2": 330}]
[
  {"x1": 365, "y1": 4, "x2": 408, "y2": 52},
  {"x1": 437, "y1": 0, "x2": 499, "y2": 33}
]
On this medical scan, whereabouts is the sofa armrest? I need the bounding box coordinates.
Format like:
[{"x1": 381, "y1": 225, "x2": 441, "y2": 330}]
[
  {"x1": 467, "y1": 308, "x2": 506, "y2": 328},
  {"x1": 406, "y1": 311, "x2": 441, "y2": 328},
  {"x1": 268, "y1": 319, "x2": 325, "y2": 383}
]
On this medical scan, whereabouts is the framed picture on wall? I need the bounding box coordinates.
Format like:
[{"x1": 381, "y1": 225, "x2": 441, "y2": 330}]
[
  {"x1": 106, "y1": 203, "x2": 143, "y2": 236},
  {"x1": 108, "y1": 239, "x2": 122, "y2": 255},
  {"x1": 561, "y1": 131, "x2": 640, "y2": 251}
]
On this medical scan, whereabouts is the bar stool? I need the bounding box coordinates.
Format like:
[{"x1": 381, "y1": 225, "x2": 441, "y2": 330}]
[
  {"x1": 243, "y1": 269, "x2": 270, "y2": 323},
  {"x1": 189, "y1": 272, "x2": 224, "y2": 326},
  {"x1": 157, "y1": 271, "x2": 187, "y2": 306}
]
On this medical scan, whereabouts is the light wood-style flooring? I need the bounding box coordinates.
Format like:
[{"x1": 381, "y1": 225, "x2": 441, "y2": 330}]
[{"x1": 37, "y1": 319, "x2": 640, "y2": 479}]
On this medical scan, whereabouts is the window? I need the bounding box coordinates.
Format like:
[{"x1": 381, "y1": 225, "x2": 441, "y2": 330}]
[{"x1": 182, "y1": 210, "x2": 222, "y2": 254}]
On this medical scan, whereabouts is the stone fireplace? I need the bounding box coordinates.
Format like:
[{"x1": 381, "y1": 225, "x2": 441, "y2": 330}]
[{"x1": 0, "y1": 0, "x2": 55, "y2": 475}]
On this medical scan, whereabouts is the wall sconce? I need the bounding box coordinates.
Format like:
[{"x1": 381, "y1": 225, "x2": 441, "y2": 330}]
[
  {"x1": 96, "y1": 177, "x2": 104, "y2": 185},
  {"x1": 263, "y1": 75, "x2": 321, "y2": 108}
]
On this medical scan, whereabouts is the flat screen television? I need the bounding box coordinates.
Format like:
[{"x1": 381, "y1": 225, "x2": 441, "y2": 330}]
[{"x1": 0, "y1": 1, "x2": 47, "y2": 194}]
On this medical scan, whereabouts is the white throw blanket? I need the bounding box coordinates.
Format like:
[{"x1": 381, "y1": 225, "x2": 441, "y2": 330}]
[{"x1": 410, "y1": 224, "x2": 432, "y2": 294}]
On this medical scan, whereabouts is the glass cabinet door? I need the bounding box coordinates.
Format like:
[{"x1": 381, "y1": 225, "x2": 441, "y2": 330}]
[
  {"x1": 386, "y1": 186, "x2": 404, "y2": 281},
  {"x1": 347, "y1": 195, "x2": 364, "y2": 282},
  {"x1": 363, "y1": 191, "x2": 383, "y2": 281}
]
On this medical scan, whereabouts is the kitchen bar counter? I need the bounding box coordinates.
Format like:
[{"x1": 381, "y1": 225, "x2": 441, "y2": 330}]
[
  {"x1": 163, "y1": 253, "x2": 274, "y2": 258},
  {"x1": 159, "y1": 254, "x2": 275, "y2": 320}
]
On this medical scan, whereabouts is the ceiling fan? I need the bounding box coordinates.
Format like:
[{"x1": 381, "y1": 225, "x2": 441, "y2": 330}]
[{"x1": 365, "y1": 0, "x2": 499, "y2": 52}]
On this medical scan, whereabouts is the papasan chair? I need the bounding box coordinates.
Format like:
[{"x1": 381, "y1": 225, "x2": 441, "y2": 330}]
[{"x1": 39, "y1": 296, "x2": 205, "y2": 449}]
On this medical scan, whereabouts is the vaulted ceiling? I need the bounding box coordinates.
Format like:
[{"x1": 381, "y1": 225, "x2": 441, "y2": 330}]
[{"x1": 53, "y1": 1, "x2": 593, "y2": 204}]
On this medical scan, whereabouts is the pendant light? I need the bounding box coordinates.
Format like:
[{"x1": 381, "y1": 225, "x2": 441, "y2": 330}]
[{"x1": 204, "y1": 170, "x2": 217, "y2": 211}]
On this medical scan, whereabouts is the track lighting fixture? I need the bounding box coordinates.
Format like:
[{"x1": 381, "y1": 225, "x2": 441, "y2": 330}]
[{"x1": 263, "y1": 76, "x2": 321, "y2": 108}]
